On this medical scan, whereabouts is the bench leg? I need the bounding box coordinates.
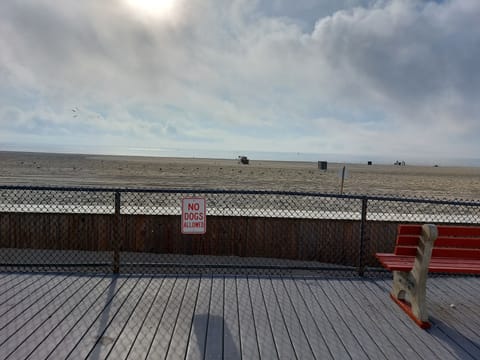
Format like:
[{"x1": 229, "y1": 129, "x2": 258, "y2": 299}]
[
  {"x1": 389, "y1": 224, "x2": 437, "y2": 329},
  {"x1": 391, "y1": 270, "x2": 430, "y2": 329}
]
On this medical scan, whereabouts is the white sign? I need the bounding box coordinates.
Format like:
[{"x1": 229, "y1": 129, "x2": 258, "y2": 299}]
[{"x1": 181, "y1": 197, "x2": 207, "y2": 234}]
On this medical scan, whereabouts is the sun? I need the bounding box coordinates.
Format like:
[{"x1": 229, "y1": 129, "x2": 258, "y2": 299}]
[{"x1": 124, "y1": 0, "x2": 178, "y2": 19}]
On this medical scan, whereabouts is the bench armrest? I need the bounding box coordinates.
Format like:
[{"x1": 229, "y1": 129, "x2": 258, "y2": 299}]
[
  {"x1": 414, "y1": 223, "x2": 438, "y2": 275},
  {"x1": 391, "y1": 224, "x2": 438, "y2": 324},
  {"x1": 420, "y1": 224, "x2": 438, "y2": 247}
]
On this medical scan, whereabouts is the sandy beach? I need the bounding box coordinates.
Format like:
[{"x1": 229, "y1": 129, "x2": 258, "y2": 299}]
[{"x1": 1, "y1": 151, "x2": 479, "y2": 201}]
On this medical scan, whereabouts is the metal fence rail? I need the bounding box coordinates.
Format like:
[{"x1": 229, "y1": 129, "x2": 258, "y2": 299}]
[{"x1": 1, "y1": 185, "x2": 479, "y2": 276}]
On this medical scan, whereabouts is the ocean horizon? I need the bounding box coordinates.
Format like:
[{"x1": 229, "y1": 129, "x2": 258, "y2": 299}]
[{"x1": 1, "y1": 143, "x2": 479, "y2": 168}]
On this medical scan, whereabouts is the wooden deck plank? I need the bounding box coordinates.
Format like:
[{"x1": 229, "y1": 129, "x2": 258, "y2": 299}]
[
  {"x1": 366, "y1": 279, "x2": 465, "y2": 360},
  {"x1": 451, "y1": 277, "x2": 480, "y2": 317},
  {"x1": 105, "y1": 277, "x2": 165, "y2": 360},
  {"x1": 344, "y1": 279, "x2": 422, "y2": 360},
  {"x1": 23, "y1": 276, "x2": 114, "y2": 360},
  {"x1": 265, "y1": 278, "x2": 316, "y2": 359},
  {"x1": 410, "y1": 278, "x2": 480, "y2": 360},
  {"x1": 146, "y1": 277, "x2": 189, "y2": 358},
  {"x1": 248, "y1": 276, "x2": 279, "y2": 360},
  {"x1": 304, "y1": 278, "x2": 369, "y2": 360},
  {"x1": 0, "y1": 272, "x2": 479, "y2": 360},
  {"x1": 0, "y1": 274, "x2": 72, "y2": 336},
  {"x1": 446, "y1": 277, "x2": 480, "y2": 333},
  {"x1": 235, "y1": 276, "x2": 260, "y2": 360},
  {"x1": 321, "y1": 279, "x2": 387, "y2": 359},
  {"x1": 126, "y1": 276, "x2": 177, "y2": 359},
  {"x1": 204, "y1": 277, "x2": 225, "y2": 360},
  {"x1": 166, "y1": 277, "x2": 201, "y2": 360},
  {"x1": 421, "y1": 280, "x2": 480, "y2": 358},
  {"x1": 186, "y1": 276, "x2": 212, "y2": 360},
  {"x1": 0, "y1": 272, "x2": 22, "y2": 287},
  {"x1": 429, "y1": 278, "x2": 480, "y2": 331},
  {"x1": 439, "y1": 277, "x2": 480, "y2": 309},
  {"x1": 223, "y1": 276, "x2": 242, "y2": 360},
  {"x1": 85, "y1": 277, "x2": 152, "y2": 359},
  {"x1": 1, "y1": 275, "x2": 91, "y2": 357},
  {"x1": 281, "y1": 277, "x2": 334, "y2": 359},
  {"x1": 333, "y1": 279, "x2": 413, "y2": 360},
  {"x1": 0, "y1": 274, "x2": 51, "y2": 315},
  {"x1": 64, "y1": 276, "x2": 142, "y2": 359},
  {"x1": 0, "y1": 273, "x2": 61, "y2": 312},
  {"x1": 45, "y1": 276, "x2": 131, "y2": 359},
  {"x1": 0, "y1": 272, "x2": 11, "y2": 282},
  {"x1": 0, "y1": 274, "x2": 57, "y2": 307},
  {"x1": 259, "y1": 277, "x2": 301, "y2": 359},
  {"x1": 293, "y1": 277, "x2": 350, "y2": 358},
  {"x1": 457, "y1": 276, "x2": 480, "y2": 294},
  {"x1": 5, "y1": 275, "x2": 103, "y2": 359},
  {"x1": 456, "y1": 277, "x2": 480, "y2": 298},
  {"x1": 373, "y1": 279, "x2": 474, "y2": 360}
]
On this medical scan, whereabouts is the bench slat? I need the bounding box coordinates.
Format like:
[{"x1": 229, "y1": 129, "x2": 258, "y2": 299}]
[
  {"x1": 394, "y1": 246, "x2": 417, "y2": 256},
  {"x1": 437, "y1": 226, "x2": 480, "y2": 237},
  {"x1": 435, "y1": 237, "x2": 480, "y2": 248},
  {"x1": 398, "y1": 225, "x2": 480, "y2": 238},
  {"x1": 394, "y1": 246, "x2": 480, "y2": 259},
  {"x1": 434, "y1": 248, "x2": 480, "y2": 259},
  {"x1": 396, "y1": 235, "x2": 421, "y2": 246},
  {"x1": 377, "y1": 265, "x2": 480, "y2": 274},
  {"x1": 376, "y1": 254, "x2": 480, "y2": 273},
  {"x1": 397, "y1": 235, "x2": 480, "y2": 248},
  {"x1": 429, "y1": 267, "x2": 480, "y2": 274},
  {"x1": 398, "y1": 225, "x2": 422, "y2": 235},
  {"x1": 377, "y1": 254, "x2": 480, "y2": 266},
  {"x1": 379, "y1": 224, "x2": 480, "y2": 276}
]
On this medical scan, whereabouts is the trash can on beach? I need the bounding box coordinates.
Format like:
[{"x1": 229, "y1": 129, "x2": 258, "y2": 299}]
[{"x1": 318, "y1": 161, "x2": 327, "y2": 171}]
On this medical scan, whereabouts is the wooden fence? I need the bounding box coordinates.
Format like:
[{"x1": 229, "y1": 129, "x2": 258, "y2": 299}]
[{"x1": 0, "y1": 211, "x2": 400, "y2": 268}]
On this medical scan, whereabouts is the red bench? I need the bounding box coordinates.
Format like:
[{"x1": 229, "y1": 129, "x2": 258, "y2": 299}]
[{"x1": 376, "y1": 224, "x2": 480, "y2": 329}]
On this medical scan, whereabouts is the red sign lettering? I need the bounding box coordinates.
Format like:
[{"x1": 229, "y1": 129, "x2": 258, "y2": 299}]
[{"x1": 181, "y1": 197, "x2": 206, "y2": 234}]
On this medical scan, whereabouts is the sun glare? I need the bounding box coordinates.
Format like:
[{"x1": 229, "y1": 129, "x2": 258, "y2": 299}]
[{"x1": 124, "y1": 0, "x2": 177, "y2": 19}]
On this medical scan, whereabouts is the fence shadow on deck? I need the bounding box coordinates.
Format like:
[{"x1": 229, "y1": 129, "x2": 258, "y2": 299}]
[{"x1": 88, "y1": 276, "x2": 120, "y2": 360}]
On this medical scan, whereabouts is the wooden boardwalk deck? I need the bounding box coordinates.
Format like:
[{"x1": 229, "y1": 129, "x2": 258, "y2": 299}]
[{"x1": 0, "y1": 272, "x2": 479, "y2": 359}]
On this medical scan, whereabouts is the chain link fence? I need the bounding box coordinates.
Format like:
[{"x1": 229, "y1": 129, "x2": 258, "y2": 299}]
[{"x1": 1, "y1": 185, "x2": 479, "y2": 276}]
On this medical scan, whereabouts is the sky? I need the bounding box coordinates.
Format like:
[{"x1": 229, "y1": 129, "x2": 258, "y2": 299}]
[{"x1": 1, "y1": 0, "x2": 479, "y2": 164}]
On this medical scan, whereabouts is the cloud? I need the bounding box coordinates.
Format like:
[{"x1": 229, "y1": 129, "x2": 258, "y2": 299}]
[{"x1": 0, "y1": 0, "x2": 479, "y2": 161}]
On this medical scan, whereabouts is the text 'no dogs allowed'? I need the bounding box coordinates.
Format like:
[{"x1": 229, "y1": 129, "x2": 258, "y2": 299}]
[{"x1": 181, "y1": 197, "x2": 207, "y2": 234}]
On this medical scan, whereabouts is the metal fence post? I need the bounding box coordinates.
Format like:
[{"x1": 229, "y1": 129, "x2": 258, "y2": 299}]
[
  {"x1": 113, "y1": 191, "x2": 121, "y2": 274},
  {"x1": 358, "y1": 196, "x2": 368, "y2": 276}
]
